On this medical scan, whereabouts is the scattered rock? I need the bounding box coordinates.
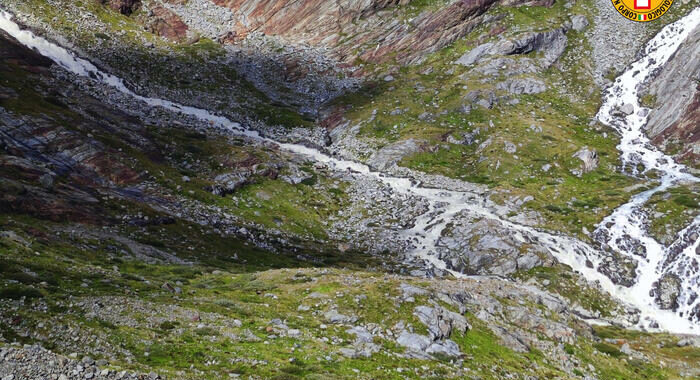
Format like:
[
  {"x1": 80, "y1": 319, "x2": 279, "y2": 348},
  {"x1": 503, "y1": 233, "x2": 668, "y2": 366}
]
[
  {"x1": 572, "y1": 148, "x2": 599, "y2": 174},
  {"x1": 455, "y1": 43, "x2": 494, "y2": 66},
  {"x1": 619, "y1": 103, "x2": 635, "y2": 116},
  {"x1": 425, "y1": 339, "x2": 461, "y2": 357},
  {"x1": 324, "y1": 310, "x2": 357, "y2": 324},
  {"x1": 504, "y1": 141, "x2": 517, "y2": 154},
  {"x1": 367, "y1": 139, "x2": 425, "y2": 171},
  {"x1": 396, "y1": 331, "x2": 431, "y2": 351},
  {"x1": 497, "y1": 78, "x2": 546, "y2": 95},
  {"x1": 653, "y1": 274, "x2": 681, "y2": 310},
  {"x1": 571, "y1": 15, "x2": 589, "y2": 31},
  {"x1": 414, "y1": 305, "x2": 470, "y2": 340},
  {"x1": 677, "y1": 337, "x2": 700, "y2": 347}
]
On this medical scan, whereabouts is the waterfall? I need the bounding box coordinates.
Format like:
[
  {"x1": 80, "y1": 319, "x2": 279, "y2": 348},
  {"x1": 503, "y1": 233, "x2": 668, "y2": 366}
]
[{"x1": 1, "y1": 8, "x2": 699, "y2": 333}]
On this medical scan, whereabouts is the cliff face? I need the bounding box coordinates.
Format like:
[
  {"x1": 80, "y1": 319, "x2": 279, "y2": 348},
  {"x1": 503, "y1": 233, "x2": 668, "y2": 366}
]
[
  {"x1": 212, "y1": 0, "x2": 410, "y2": 42},
  {"x1": 211, "y1": 0, "x2": 506, "y2": 65},
  {"x1": 645, "y1": 24, "x2": 700, "y2": 167}
]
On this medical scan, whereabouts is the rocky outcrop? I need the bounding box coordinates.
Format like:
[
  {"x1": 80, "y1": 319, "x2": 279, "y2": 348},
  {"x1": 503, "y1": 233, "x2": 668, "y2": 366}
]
[
  {"x1": 496, "y1": 77, "x2": 546, "y2": 95},
  {"x1": 209, "y1": 0, "x2": 536, "y2": 65},
  {"x1": 455, "y1": 42, "x2": 493, "y2": 66},
  {"x1": 455, "y1": 27, "x2": 568, "y2": 70},
  {"x1": 395, "y1": 305, "x2": 469, "y2": 358},
  {"x1": 367, "y1": 139, "x2": 425, "y2": 171},
  {"x1": 572, "y1": 148, "x2": 599, "y2": 175},
  {"x1": 355, "y1": 0, "x2": 501, "y2": 64},
  {"x1": 143, "y1": 5, "x2": 189, "y2": 41},
  {"x1": 0, "y1": 32, "x2": 146, "y2": 223},
  {"x1": 209, "y1": 163, "x2": 279, "y2": 196},
  {"x1": 652, "y1": 274, "x2": 682, "y2": 311},
  {"x1": 436, "y1": 216, "x2": 555, "y2": 276},
  {"x1": 490, "y1": 27, "x2": 568, "y2": 67},
  {"x1": 211, "y1": 0, "x2": 410, "y2": 41},
  {"x1": 100, "y1": 0, "x2": 141, "y2": 15},
  {"x1": 414, "y1": 305, "x2": 470, "y2": 340},
  {"x1": 644, "y1": 24, "x2": 700, "y2": 166}
]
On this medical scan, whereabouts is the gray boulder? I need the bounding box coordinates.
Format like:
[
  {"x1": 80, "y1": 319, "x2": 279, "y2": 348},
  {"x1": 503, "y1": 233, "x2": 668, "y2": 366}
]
[
  {"x1": 396, "y1": 331, "x2": 431, "y2": 351},
  {"x1": 346, "y1": 326, "x2": 374, "y2": 344},
  {"x1": 463, "y1": 90, "x2": 497, "y2": 109},
  {"x1": 418, "y1": 112, "x2": 435, "y2": 122},
  {"x1": 571, "y1": 15, "x2": 589, "y2": 31},
  {"x1": 497, "y1": 78, "x2": 546, "y2": 95},
  {"x1": 324, "y1": 310, "x2": 357, "y2": 324},
  {"x1": 572, "y1": 148, "x2": 599, "y2": 174},
  {"x1": 210, "y1": 172, "x2": 251, "y2": 195},
  {"x1": 653, "y1": 274, "x2": 681, "y2": 310},
  {"x1": 619, "y1": 103, "x2": 635, "y2": 116},
  {"x1": 436, "y1": 216, "x2": 553, "y2": 276},
  {"x1": 280, "y1": 165, "x2": 313, "y2": 185},
  {"x1": 339, "y1": 342, "x2": 380, "y2": 358},
  {"x1": 399, "y1": 283, "x2": 429, "y2": 299},
  {"x1": 455, "y1": 43, "x2": 494, "y2": 66},
  {"x1": 414, "y1": 305, "x2": 470, "y2": 340},
  {"x1": 367, "y1": 139, "x2": 425, "y2": 171},
  {"x1": 476, "y1": 96, "x2": 495, "y2": 109},
  {"x1": 426, "y1": 339, "x2": 462, "y2": 357},
  {"x1": 677, "y1": 337, "x2": 700, "y2": 347},
  {"x1": 492, "y1": 28, "x2": 568, "y2": 67}
]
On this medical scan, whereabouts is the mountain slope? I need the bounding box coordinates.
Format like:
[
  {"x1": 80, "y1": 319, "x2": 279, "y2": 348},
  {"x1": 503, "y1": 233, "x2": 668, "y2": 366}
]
[{"x1": 1, "y1": 0, "x2": 700, "y2": 378}]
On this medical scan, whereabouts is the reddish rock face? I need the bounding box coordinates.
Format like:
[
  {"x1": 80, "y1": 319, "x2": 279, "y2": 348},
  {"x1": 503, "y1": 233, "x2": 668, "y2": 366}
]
[
  {"x1": 356, "y1": 0, "x2": 501, "y2": 65},
  {"x1": 319, "y1": 105, "x2": 349, "y2": 130},
  {"x1": 207, "y1": 0, "x2": 418, "y2": 63},
  {"x1": 100, "y1": 0, "x2": 141, "y2": 15},
  {"x1": 282, "y1": 57, "x2": 311, "y2": 82},
  {"x1": 212, "y1": 0, "x2": 410, "y2": 41},
  {"x1": 651, "y1": 88, "x2": 700, "y2": 164},
  {"x1": 145, "y1": 6, "x2": 189, "y2": 41},
  {"x1": 208, "y1": 0, "x2": 548, "y2": 66},
  {"x1": 0, "y1": 32, "x2": 149, "y2": 224}
]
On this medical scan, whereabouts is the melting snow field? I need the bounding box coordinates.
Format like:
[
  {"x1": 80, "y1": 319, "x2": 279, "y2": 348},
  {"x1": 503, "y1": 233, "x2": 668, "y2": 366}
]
[{"x1": 1, "y1": 8, "x2": 699, "y2": 334}]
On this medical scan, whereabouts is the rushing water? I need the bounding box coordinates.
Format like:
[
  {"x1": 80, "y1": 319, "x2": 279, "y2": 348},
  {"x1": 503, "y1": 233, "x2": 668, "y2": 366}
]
[
  {"x1": 594, "y1": 9, "x2": 700, "y2": 329},
  {"x1": 1, "y1": 8, "x2": 699, "y2": 334}
]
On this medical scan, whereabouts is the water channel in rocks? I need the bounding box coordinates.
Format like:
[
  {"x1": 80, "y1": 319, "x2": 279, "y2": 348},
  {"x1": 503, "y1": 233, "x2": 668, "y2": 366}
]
[{"x1": 1, "y1": 8, "x2": 699, "y2": 334}]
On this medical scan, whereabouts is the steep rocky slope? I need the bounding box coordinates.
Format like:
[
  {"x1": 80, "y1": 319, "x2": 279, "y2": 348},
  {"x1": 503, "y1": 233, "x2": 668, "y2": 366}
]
[
  {"x1": 2, "y1": 28, "x2": 696, "y2": 377},
  {"x1": 643, "y1": 24, "x2": 700, "y2": 168},
  {"x1": 1, "y1": 0, "x2": 700, "y2": 378},
  {"x1": 1, "y1": 221, "x2": 700, "y2": 379}
]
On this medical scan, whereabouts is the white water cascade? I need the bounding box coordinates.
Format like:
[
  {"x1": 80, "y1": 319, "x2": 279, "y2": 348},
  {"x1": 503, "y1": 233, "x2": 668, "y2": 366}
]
[
  {"x1": 594, "y1": 8, "x2": 700, "y2": 330},
  {"x1": 1, "y1": 8, "x2": 699, "y2": 334}
]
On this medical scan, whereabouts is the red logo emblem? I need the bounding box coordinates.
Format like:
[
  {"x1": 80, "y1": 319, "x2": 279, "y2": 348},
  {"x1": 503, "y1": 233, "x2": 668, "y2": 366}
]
[{"x1": 634, "y1": 0, "x2": 651, "y2": 9}]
